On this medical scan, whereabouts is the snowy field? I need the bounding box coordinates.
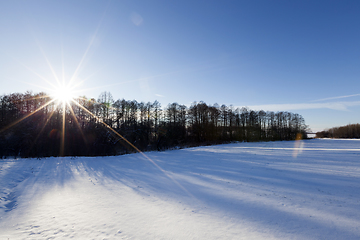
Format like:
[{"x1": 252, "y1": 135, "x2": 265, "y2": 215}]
[{"x1": 1, "y1": 139, "x2": 360, "y2": 239}]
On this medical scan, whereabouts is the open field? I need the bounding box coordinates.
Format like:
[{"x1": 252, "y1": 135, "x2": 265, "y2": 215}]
[{"x1": 1, "y1": 139, "x2": 360, "y2": 239}]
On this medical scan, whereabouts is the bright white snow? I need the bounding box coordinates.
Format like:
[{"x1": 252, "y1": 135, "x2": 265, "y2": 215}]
[{"x1": 1, "y1": 139, "x2": 360, "y2": 239}]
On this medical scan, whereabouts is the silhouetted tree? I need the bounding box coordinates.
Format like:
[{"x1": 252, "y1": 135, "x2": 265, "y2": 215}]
[{"x1": 0, "y1": 91, "x2": 309, "y2": 158}]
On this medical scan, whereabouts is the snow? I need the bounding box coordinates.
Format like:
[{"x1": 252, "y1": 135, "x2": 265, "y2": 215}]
[{"x1": 1, "y1": 139, "x2": 360, "y2": 239}]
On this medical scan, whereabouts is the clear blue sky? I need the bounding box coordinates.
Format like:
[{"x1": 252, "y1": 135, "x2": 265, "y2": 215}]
[{"x1": 1, "y1": 0, "x2": 360, "y2": 132}]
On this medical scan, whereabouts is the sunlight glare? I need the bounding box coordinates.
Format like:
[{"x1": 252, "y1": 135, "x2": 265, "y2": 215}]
[{"x1": 51, "y1": 84, "x2": 75, "y2": 103}]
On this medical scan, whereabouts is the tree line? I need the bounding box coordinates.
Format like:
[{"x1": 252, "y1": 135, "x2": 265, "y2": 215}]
[
  {"x1": 316, "y1": 124, "x2": 360, "y2": 138},
  {"x1": 0, "y1": 91, "x2": 308, "y2": 158}
]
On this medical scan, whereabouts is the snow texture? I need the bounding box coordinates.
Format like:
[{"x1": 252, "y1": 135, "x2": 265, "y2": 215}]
[{"x1": 1, "y1": 139, "x2": 360, "y2": 239}]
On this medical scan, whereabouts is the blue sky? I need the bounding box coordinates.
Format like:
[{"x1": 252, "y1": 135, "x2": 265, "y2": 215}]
[{"x1": 1, "y1": 0, "x2": 360, "y2": 132}]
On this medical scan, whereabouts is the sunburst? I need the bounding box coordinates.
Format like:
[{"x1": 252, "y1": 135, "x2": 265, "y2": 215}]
[
  {"x1": 1, "y1": 43, "x2": 193, "y2": 200},
  {"x1": 51, "y1": 83, "x2": 76, "y2": 105}
]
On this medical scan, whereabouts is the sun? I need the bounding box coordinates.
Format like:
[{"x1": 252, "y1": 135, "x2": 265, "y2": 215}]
[{"x1": 51, "y1": 84, "x2": 76, "y2": 104}]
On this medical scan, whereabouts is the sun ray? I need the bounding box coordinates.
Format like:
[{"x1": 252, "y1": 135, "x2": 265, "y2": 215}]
[
  {"x1": 32, "y1": 35, "x2": 62, "y2": 87},
  {"x1": 60, "y1": 102, "x2": 66, "y2": 156},
  {"x1": 71, "y1": 99, "x2": 194, "y2": 198},
  {"x1": 61, "y1": 36, "x2": 66, "y2": 87},
  {"x1": 0, "y1": 98, "x2": 56, "y2": 134},
  {"x1": 68, "y1": 25, "x2": 100, "y2": 87},
  {"x1": 22, "y1": 94, "x2": 52, "y2": 102},
  {"x1": 17, "y1": 80, "x2": 56, "y2": 94},
  {"x1": 66, "y1": 100, "x2": 89, "y2": 146},
  {"x1": 66, "y1": 68, "x2": 103, "y2": 92},
  {"x1": 28, "y1": 103, "x2": 60, "y2": 155},
  {"x1": 76, "y1": 96, "x2": 120, "y2": 114},
  {"x1": 67, "y1": 2, "x2": 109, "y2": 87},
  {"x1": 10, "y1": 95, "x2": 88, "y2": 157},
  {"x1": 11, "y1": 57, "x2": 58, "y2": 89},
  {"x1": 70, "y1": 99, "x2": 151, "y2": 151},
  {"x1": 2, "y1": 93, "x2": 52, "y2": 108}
]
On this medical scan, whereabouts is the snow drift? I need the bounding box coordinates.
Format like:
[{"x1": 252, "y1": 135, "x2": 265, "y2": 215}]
[{"x1": 1, "y1": 139, "x2": 360, "y2": 239}]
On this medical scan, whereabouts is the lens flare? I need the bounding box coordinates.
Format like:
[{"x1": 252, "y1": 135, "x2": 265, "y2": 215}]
[{"x1": 293, "y1": 133, "x2": 304, "y2": 158}]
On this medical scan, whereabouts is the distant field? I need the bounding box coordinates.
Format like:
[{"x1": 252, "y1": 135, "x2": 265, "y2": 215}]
[{"x1": 1, "y1": 139, "x2": 360, "y2": 239}]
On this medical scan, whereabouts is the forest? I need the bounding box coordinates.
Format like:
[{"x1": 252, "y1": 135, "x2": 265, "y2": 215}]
[
  {"x1": 316, "y1": 124, "x2": 360, "y2": 139},
  {"x1": 0, "y1": 91, "x2": 308, "y2": 158}
]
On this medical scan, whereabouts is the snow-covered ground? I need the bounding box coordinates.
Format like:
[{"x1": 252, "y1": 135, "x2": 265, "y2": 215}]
[{"x1": 1, "y1": 139, "x2": 360, "y2": 239}]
